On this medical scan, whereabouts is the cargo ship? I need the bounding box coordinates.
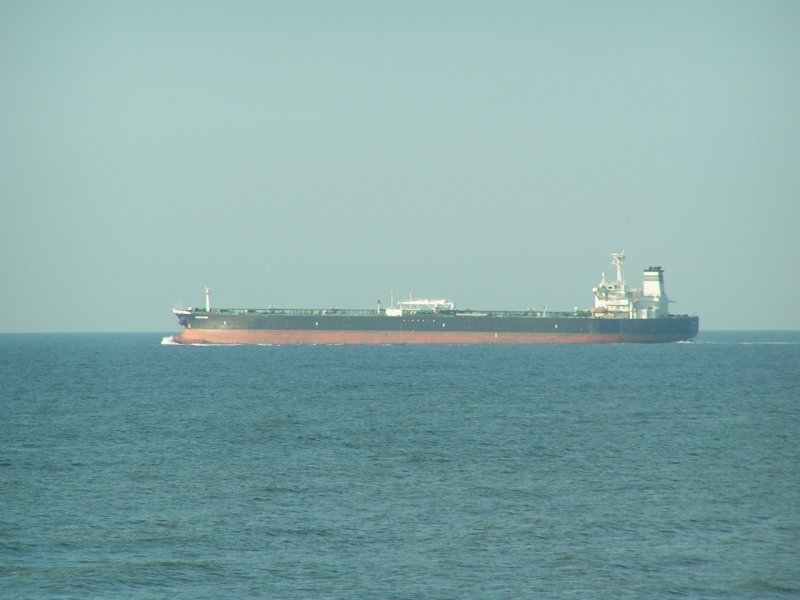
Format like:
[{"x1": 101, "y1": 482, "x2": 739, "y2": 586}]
[{"x1": 171, "y1": 252, "x2": 699, "y2": 345}]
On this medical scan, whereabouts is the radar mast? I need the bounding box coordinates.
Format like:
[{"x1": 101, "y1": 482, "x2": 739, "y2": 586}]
[{"x1": 611, "y1": 251, "x2": 626, "y2": 285}]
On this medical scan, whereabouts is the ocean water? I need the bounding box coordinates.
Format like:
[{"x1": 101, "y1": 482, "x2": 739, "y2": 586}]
[{"x1": 1, "y1": 332, "x2": 798, "y2": 599}]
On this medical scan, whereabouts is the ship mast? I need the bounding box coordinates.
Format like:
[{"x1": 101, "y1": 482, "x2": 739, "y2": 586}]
[{"x1": 611, "y1": 251, "x2": 626, "y2": 286}]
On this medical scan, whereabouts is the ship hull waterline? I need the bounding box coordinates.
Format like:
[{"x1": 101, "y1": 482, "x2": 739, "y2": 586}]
[{"x1": 172, "y1": 329, "x2": 692, "y2": 346}]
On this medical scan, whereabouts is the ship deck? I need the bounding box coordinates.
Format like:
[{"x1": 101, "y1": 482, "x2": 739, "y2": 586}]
[{"x1": 196, "y1": 307, "x2": 596, "y2": 319}]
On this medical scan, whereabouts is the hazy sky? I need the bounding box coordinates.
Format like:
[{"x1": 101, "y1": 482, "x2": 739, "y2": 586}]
[{"x1": 2, "y1": 2, "x2": 799, "y2": 332}]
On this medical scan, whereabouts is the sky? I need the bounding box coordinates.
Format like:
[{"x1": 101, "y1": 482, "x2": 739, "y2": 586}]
[{"x1": 2, "y1": 1, "x2": 799, "y2": 332}]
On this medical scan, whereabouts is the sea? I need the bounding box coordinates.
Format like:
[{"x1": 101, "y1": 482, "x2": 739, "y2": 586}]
[{"x1": 1, "y1": 331, "x2": 798, "y2": 599}]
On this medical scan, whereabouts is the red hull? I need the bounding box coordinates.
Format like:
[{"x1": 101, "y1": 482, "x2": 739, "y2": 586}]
[{"x1": 173, "y1": 329, "x2": 685, "y2": 345}]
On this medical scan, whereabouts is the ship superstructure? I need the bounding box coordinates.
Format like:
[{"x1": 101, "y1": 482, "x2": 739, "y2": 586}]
[{"x1": 592, "y1": 251, "x2": 669, "y2": 319}]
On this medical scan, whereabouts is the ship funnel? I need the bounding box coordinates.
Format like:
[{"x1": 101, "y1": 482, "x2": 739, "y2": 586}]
[{"x1": 641, "y1": 267, "x2": 668, "y2": 317}]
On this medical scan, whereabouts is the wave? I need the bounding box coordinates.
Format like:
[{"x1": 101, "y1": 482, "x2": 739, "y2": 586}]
[
  {"x1": 694, "y1": 340, "x2": 800, "y2": 346},
  {"x1": 738, "y1": 341, "x2": 800, "y2": 345},
  {"x1": 160, "y1": 336, "x2": 242, "y2": 347}
]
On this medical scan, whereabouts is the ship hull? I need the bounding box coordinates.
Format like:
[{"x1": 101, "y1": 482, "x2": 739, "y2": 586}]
[
  {"x1": 172, "y1": 312, "x2": 699, "y2": 345},
  {"x1": 173, "y1": 329, "x2": 692, "y2": 345}
]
